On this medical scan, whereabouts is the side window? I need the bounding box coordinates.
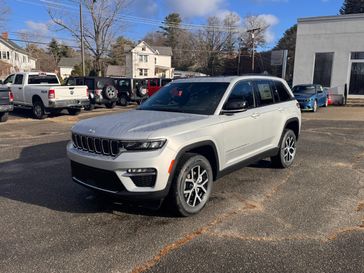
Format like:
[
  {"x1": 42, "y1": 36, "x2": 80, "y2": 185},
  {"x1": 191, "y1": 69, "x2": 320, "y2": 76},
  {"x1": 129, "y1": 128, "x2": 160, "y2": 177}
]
[
  {"x1": 274, "y1": 81, "x2": 292, "y2": 102},
  {"x1": 76, "y1": 78, "x2": 84, "y2": 85},
  {"x1": 4, "y1": 74, "x2": 15, "y2": 84},
  {"x1": 84, "y1": 79, "x2": 94, "y2": 90},
  {"x1": 14, "y1": 75, "x2": 24, "y2": 85},
  {"x1": 226, "y1": 81, "x2": 255, "y2": 109},
  {"x1": 149, "y1": 79, "x2": 157, "y2": 87},
  {"x1": 254, "y1": 80, "x2": 274, "y2": 106}
]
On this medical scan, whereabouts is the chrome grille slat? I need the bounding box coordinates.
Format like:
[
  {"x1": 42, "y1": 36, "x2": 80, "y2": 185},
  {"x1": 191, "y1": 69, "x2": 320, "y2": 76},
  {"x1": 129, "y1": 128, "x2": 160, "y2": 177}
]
[{"x1": 72, "y1": 133, "x2": 119, "y2": 157}]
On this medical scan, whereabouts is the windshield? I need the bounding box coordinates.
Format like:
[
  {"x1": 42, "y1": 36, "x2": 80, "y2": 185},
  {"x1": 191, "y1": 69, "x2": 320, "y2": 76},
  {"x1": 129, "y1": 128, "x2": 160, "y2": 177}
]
[
  {"x1": 138, "y1": 82, "x2": 229, "y2": 115},
  {"x1": 293, "y1": 85, "x2": 316, "y2": 94}
]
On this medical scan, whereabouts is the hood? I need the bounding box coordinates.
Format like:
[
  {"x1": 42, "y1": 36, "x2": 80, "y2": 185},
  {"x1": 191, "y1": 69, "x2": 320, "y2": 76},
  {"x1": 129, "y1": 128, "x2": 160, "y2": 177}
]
[
  {"x1": 72, "y1": 110, "x2": 209, "y2": 140},
  {"x1": 294, "y1": 93, "x2": 315, "y2": 100}
]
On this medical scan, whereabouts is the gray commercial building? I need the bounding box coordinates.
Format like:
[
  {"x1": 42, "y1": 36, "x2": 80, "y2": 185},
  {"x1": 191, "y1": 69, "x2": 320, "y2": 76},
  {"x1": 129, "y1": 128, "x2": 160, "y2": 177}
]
[{"x1": 293, "y1": 14, "x2": 364, "y2": 98}]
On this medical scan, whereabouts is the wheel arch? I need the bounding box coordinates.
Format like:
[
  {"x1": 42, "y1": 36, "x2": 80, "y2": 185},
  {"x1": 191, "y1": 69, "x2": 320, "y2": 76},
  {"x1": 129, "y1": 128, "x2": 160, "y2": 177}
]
[
  {"x1": 283, "y1": 117, "x2": 300, "y2": 141},
  {"x1": 32, "y1": 94, "x2": 43, "y2": 104}
]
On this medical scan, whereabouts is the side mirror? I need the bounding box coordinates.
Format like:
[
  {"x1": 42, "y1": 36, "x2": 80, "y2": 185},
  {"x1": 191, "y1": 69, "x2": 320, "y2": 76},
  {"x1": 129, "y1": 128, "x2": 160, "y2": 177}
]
[{"x1": 222, "y1": 99, "x2": 248, "y2": 114}]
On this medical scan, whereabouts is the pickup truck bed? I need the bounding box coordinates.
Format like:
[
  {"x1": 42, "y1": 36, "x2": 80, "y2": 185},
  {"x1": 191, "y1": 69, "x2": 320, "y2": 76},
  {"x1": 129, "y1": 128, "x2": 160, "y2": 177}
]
[{"x1": 0, "y1": 87, "x2": 13, "y2": 122}]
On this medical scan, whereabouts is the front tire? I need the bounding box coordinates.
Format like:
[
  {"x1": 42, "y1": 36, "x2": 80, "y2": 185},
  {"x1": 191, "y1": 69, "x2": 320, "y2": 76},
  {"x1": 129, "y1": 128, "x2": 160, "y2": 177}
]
[
  {"x1": 271, "y1": 129, "x2": 297, "y2": 168},
  {"x1": 169, "y1": 153, "x2": 213, "y2": 217},
  {"x1": 0, "y1": 112, "x2": 9, "y2": 122},
  {"x1": 84, "y1": 103, "x2": 95, "y2": 111},
  {"x1": 32, "y1": 100, "x2": 47, "y2": 119},
  {"x1": 312, "y1": 100, "x2": 318, "y2": 112},
  {"x1": 105, "y1": 101, "x2": 116, "y2": 109}
]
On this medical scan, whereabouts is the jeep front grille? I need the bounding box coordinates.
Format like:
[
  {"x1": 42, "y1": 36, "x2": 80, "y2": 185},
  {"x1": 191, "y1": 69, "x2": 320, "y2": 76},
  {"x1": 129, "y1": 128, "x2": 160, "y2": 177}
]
[{"x1": 72, "y1": 133, "x2": 121, "y2": 157}]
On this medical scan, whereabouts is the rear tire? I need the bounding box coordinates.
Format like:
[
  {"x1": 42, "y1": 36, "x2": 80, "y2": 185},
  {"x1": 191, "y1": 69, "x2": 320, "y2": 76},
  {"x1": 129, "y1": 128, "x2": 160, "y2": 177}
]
[
  {"x1": 84, "y1": 103, "x2": 95, "y2": 111},
  {"x1": 271, "y1": 129, "x2": 297, "y2": 168},
  {"x1": 118, "y1": 95, "x2": 128, "y2": 107},
  {"x1": 68, "y1": 108, "x2": 81, "y2": 116},
  {"x1": 32, "y1": 100, "x2": 47, "y2": 120},
  {"x1": 168, "y1": 153, "x2": 213, "y2": 217},
  {"x1": 105, "y1": 101, "x2": 116, "y2": 109},
  {"x1": 0, "y1": 112, "x2": 9, "y2": 122}
]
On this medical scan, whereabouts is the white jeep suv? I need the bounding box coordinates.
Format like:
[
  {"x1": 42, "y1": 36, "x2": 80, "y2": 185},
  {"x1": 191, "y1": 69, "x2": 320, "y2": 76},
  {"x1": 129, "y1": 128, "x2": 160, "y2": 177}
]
[{"x1": 67, "y1": 76, "x2": 301, "y2": 216}]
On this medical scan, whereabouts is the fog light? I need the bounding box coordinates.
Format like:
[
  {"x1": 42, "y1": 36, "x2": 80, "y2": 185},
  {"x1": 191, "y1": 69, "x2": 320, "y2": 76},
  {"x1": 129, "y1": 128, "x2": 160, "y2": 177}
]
[{"x1": 127, "y1": 168, "x2": 156, "y2": 174}]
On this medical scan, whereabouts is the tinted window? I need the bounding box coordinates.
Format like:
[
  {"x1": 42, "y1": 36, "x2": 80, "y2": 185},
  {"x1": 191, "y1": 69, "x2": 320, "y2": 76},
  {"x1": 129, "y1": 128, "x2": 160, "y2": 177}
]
[
  {"x1": 313, "y1": 52, "x2": 334, "y2": 87},
  {"x1": 14, "y1": 75, "x2": 24, "y2": 85},
  {"x1": 254, "y1": 80, "x2": 274, "y2": 106},
  {"x1": 226, "y1": 81, "x2": 255, "y2": 108},
  {"x1": 138, "y1": 82, "x2": 229, "y2": 115},
  {"x1": 28, "y1": 75, "x2": 59, "y2": 84},
  {"x1": 161, "y1": 79, "x2": 172, "y2": 86},
  {"x1": 116, "y1": 79, "x2": 131, "y2": 91},
  {"x1": 274, "y1": 81, "x2": 292, "y2": 102},
  {"x1": 149, "y1": 79, "x2": 158, "y2": 87},
  {"x1": 84, "y1": 79, "x2": 94, "y2": 90},
  {"x1": 292, "y1": 85, "x2": 316, "y2": 94}
]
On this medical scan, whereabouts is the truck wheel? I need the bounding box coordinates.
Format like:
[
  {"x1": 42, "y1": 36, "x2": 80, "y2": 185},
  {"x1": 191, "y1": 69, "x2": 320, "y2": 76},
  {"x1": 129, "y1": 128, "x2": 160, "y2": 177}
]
[
  {"x1": 84, "y1": 103, "x2": 95, "y2": 111},
  {"x1": 68, "y1": 108, "x2": 81, "y2": 116},
  {"x1": 105, "y1": 101, "x2": 116, "y2": 109},
  {"x1": 33, "y1": 100, "x2": 47, "y2": 120},
  {"x1": 0, "y1": 112, "x2": 9, "y2": 122},
  {"x1": 168, "y1": 153, "x2": 213, "y2": 217},
  {"x1": 271, "y1": 129, "x2": 297, "y2": 168},
  {"x1": 118, "y1": 95, "x2": 128, "y2": 107}
]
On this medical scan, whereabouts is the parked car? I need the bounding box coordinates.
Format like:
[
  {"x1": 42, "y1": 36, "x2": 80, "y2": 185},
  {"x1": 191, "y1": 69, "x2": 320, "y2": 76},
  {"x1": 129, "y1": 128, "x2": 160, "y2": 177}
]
[
  {"x1": 145, "y1": 78, "x2": 173, "y2": 97},
  {"x1": 112, "y1": 78, "x2": 149, "y2": 106},
  {"x1": 292, "y1": 84, "x2": 328, "y2": 112},
  {"x1": 65, "y1": 77, "x2": 118, "y2": 110},
  {"x1": 67, "y1": 76, "x2": 301, "y2": 216},
  {"x1": 324, "y1": 87, "x2": 345, "y2": 105},
  {"x1": 0, "y1": 86, "x2": 13, "y2": 122},
  {"x1": 2, "y1": 72, "x2": 88, "y2": 119}
]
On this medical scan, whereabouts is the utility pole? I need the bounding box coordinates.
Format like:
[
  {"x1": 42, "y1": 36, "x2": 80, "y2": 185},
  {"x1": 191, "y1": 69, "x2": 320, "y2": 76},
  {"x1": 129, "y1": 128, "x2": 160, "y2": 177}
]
[
  {"x1": 237, "y1": 38, "x2": 242, "y2": 75},
  {"x1": 247, "y1": 28, "x2": 261, "y2": 73},
  {"x1": 79, "y1": 1, "x2": 85, "y2": 76}
]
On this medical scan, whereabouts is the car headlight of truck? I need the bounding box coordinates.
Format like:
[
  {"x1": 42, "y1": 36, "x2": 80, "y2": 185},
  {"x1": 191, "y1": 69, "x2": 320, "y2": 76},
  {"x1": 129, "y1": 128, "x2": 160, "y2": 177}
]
[{"x1": 123, "y1": 139, "x2": 166, "y2": 151}]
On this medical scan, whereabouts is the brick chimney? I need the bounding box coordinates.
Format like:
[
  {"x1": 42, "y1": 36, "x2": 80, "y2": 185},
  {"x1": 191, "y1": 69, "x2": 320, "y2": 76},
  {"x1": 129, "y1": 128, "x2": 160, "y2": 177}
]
[{"x1": 2, "y1": 32, "x2": 9, "y2": 40}]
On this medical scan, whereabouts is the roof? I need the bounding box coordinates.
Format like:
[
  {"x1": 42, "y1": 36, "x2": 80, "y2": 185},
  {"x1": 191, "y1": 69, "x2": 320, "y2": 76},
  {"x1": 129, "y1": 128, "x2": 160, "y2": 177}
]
[
  {"x1": 173, "y1": 75, "x2": 284, "y2": 83},
  {"x1": 0, "y1": 37, "x2": 30, "y2": 56},
  {"x1": 58, "y1": 57, "x2": 81, "y2": 67},
  {"x1": 153, "y1": 46, "x2": 173, "y2": 56},
  {"x1": 298, "y1": 13, "x2": 364, "y2": 23}
]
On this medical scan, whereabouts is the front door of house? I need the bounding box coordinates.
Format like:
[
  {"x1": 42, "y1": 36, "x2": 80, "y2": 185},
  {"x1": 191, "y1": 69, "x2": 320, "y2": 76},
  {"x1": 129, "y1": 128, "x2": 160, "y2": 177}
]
[{"x1": 349, "y1": 53, "x2": 364, "y2": 96}]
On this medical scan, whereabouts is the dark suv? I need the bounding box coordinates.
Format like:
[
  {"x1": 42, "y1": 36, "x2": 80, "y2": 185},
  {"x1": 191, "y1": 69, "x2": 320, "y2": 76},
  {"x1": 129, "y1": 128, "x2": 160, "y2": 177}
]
[
  {"x1": 66, "y1": 77, "x2": 118, "y2": 110},
  {"x1": 112, "y1": 78, "x2": 149, "y2": 106}
]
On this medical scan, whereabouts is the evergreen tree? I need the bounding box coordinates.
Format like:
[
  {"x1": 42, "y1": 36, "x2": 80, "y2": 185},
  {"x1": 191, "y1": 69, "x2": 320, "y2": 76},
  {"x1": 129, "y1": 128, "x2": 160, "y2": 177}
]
[{"x1": 340, "y1": 0, "x2": 364, "y2": 14}]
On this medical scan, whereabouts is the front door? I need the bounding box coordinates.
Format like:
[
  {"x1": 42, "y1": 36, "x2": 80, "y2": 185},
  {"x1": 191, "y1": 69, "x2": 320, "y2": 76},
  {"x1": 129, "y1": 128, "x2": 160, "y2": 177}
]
[{"x1": 349, "y1": 63, "x2": 364, "y2": 96}]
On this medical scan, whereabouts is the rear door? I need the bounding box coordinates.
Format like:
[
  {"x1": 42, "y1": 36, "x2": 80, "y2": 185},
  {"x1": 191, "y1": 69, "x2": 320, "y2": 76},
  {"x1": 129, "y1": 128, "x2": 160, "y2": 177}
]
[
  {"x1": 252, "y1": 79, "x2": 282, "y2": 150},
  {"x1": 147, "y1": 79, "x2": 160, "y2": 96}
]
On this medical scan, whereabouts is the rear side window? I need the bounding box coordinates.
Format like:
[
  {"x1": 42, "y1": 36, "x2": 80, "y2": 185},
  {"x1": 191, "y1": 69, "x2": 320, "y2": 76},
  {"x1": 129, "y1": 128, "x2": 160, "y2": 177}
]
[
  {"x1": 14, "y1": 75, "x2": 24, "y2": 85},
  {"x1": 254, "y1": 80, "x2": 274, "y2": 106},
  {"x1": 85, "y1": 79, "x2": 94, "y2": 90},
  {"x1": 149, "y1": 79, "x2": 158, "y2": 87},
  {"x1": 227, "y1": 80, "x2": 255, "y2": 108},
  {"x1": 274, "y1": 81, "x2": 292, "y2": 102}
]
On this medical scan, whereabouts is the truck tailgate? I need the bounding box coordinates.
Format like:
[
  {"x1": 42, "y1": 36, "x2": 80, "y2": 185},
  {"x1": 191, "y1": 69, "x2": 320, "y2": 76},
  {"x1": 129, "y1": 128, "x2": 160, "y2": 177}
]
[
  {"x1": 0, "y1": 89, "x2": 10, "y2": 105},
  {"x1": 53, "y1": 86, "x2": 88, "y2": 100}
]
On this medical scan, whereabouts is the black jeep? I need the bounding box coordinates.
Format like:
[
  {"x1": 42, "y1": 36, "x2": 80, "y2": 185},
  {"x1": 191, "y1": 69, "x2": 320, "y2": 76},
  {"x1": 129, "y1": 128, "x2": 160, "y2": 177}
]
[
  {"x1": 65, "y1": 77, "x2": 118, "y2": 110},
  {"x1": 112, "y1": 78, "x2": 149, "y2": 106}
]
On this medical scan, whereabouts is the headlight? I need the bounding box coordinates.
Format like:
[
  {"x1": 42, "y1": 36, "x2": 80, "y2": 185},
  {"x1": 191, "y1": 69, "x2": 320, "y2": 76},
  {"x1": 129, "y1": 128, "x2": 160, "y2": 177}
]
[
  {"x1": 122, "y1": 139, "x2": 166, "y2": 151},
  {"x1": 305, "y1": 98, "x2": 312, "y2": 102}
]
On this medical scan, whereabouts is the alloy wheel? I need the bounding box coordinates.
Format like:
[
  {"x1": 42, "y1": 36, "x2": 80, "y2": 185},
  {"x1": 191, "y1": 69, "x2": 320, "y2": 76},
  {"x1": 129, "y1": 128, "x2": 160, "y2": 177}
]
[
  {"x1": 283, "y1": 135, "x2": 296, "y2": 164},
  {"x1": 183, "y1": 165, "x2": 209, "y2": 207}
]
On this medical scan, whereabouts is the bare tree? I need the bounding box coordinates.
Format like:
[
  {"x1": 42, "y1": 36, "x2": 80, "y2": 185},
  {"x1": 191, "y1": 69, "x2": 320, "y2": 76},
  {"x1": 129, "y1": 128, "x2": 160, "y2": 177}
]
[
  {"x1": 240, "y1": 15, "x2": 270, "y2": 51},
  {"x1": 49, "y1": 0, "x2": 129, "y2": 75}
]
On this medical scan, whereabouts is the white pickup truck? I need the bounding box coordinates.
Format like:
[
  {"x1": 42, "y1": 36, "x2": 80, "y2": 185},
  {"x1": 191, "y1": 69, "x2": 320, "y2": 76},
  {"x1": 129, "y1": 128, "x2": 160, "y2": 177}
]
[{"x1": 1, "y1": 72, "x2": 89, "y2": 119}]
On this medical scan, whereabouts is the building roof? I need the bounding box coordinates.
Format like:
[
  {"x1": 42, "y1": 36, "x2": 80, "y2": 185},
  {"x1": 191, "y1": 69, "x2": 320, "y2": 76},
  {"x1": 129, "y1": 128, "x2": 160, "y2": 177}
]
[
  {"x1": 298, "y1": 13, "x2": 364, "y2": 23},
  {"x1": 58, "y1": 57, "x2": 81, "y2": 68},
  {"x1": 153, "y1": 46, "x2": 173, "y2": 56},
  {"x1": 0, "y1": 37, "x2": 30, "y2": 56}
]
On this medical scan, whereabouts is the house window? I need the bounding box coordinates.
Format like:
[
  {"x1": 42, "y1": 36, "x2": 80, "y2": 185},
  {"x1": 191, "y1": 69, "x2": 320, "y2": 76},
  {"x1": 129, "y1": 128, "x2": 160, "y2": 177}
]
[
  {"x1": 144, "y1": 69, "x2": 148, "y2": 76},
  {"x1": 2, "y1": 52, "x2": 6, "y2": 59},
  {"x1": 351, "y1": 52, "x2": 364, "y2": 60},
  {"x1": 7, "y1": 52, "x2": 10, "y2": 60},
  {"x1": 155, "y1": 57, "x2": 157, "y2": 64},
  {"x1": 139, "y1": 69, "x2": 148, "y2": 76},
  {"x1": 139, "y1": 55, "x2": 148, "y2": 62},
  {"x1": 313, "y1": 52, "x2": 334, "y2": 87}
]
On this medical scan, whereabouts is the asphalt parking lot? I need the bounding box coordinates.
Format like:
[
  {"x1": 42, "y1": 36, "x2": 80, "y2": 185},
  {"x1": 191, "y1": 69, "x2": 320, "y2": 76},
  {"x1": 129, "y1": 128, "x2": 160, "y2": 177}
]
[{"x1": 0, "y1": 106, "x2": 363, "y2": 273}]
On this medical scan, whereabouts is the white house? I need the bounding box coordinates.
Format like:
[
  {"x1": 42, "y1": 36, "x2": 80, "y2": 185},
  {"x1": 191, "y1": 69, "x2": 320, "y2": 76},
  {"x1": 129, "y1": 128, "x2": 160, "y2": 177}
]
[
  {"x1": 125, "y1": 41, "x2": 174, "y2": 79},
  {"x1": 58, "y1": 57, "x2": 81, "y2": 79},
  {"x1": 293, "y1": 14, "x2": 364, "y2": 98},
  {"x1": 0, "y1": 32, "x2": 36, "y2": 77}
]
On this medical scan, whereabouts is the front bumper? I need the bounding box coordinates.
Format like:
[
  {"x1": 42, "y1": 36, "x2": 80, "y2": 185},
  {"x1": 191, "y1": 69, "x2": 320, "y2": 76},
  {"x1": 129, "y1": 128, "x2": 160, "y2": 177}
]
[
  {"x1": 0, "y1": 104, "x2": 13, "y2": 112},
  {"x1": 67, "y1": 142, "x2": 177, "y2": 199},
  {"x1": 297, "y1": 101, "x2": 314, "y2": 111},
  {"x1": 48, "y1": 99, "x2": 89, "y2": 109}
]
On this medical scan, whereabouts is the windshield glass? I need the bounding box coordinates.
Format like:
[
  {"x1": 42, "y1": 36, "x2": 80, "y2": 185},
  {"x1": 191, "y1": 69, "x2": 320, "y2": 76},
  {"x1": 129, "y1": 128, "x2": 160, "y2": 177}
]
[
  {"x1": 138, "y1": 82, "x2": 229, "y2": 115},
  {"x1": 293, "y1": 85, "x2": 316, "y2": 94}
]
